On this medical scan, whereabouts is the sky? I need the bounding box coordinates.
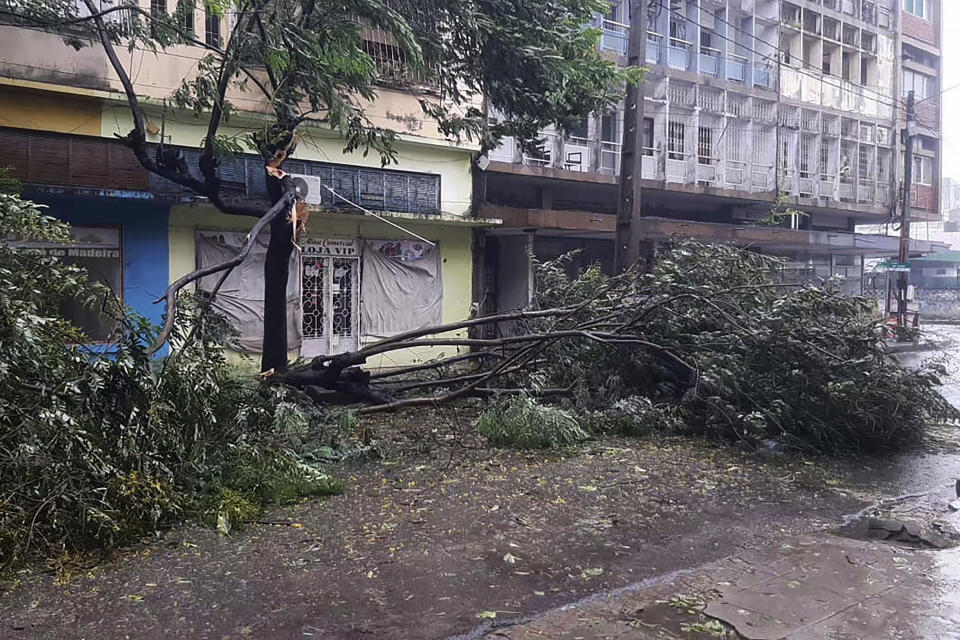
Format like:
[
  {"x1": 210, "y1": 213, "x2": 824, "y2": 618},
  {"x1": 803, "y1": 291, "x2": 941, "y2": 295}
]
[{"x1": 941, "y1": 2, "x2": 959, "y2": 181}]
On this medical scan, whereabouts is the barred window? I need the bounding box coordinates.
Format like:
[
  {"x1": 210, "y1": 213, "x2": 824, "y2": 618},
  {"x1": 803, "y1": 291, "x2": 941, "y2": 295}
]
[
  {"x1": 697, "y1": 126, "x2": 713, "y2": 165},
  {"x1": 667, "y1": 121, "x2": 685, "y2": 160}
]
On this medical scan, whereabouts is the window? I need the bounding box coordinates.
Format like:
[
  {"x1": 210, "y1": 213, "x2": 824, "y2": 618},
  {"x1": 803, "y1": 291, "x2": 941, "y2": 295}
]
[
  {"x1": 700, "y1": 29, "x2": 714, "y2": 50},
  {"x1": 799, "y1": 139, "x2": 811, "y2": 178},
  {"x1": 179, "y1": 2, "x2": 194, "y2": 33},
  {"x1": 858, "y1": 146, "x2": 871, "y2": 181},
  {"x1": 205, "y1": 10, "x2": 221, "y2": 47},
  {"x1": 570, "y1": 118, "x2": 589, "y2": 140},
  {"x1": 819, "y1": 139, "x2": 831, "y2": 180},
  {"x1": 669, "y1": 15, "x2": 687, "y2": 41},
  {"x1": 697, "y1": 126, "x2": 713, "y2": 165},
  {"x1": 904, "y1": 0, "x2": 929, "y2": 19},
  {"x1": 667, "y1": 121, "x2": 685, "y2": 160},
  {"x1": 903, "y1": 70, "x2": 935, "y2": 99},
  {"x1": 16, "y1": 226, "x2": 123, "y2": 343},
  {"x1": 601, "y1": 112, "x2": 619, "y2": 143},
  {"x1": 642, "y1": 117, "x2": 654, "y2": 155},
  {"x1": 605, "y1": 0, "x2": 625, "y2": 23},
  {"x1": 150, "y1": 0, "x2": 166, "y2": 16},
  {"x1": 913, "y1": 156, "x2": 934, "y2": 185}
]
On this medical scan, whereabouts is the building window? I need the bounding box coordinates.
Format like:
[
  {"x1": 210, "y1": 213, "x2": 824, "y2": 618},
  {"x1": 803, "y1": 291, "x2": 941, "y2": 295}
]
[
  {"x1": 642, "y1": 117, "x2": 654, "y2": 156},
  {"x1": 914, "y1": 156, "x2": 933, "y2": 185},
  {"x1": 904, "y1": 0, "x2": 929, "y2": 19},
  {"x1": 17, "y1": 225, "x2": 123, "y2": 343},
  {"x1": 903, "y1": 70, "x2": 935, "y2": 99},
  {"x1": 697, "y1": 126, "x2": 713, "y2": 165},
  {"x1": 601, "y1": 112, "x2": 619, "y2": 143},
  {"x1": 205, "y1": 10, "x2": 221, "y2": 47},
  {"x1": 179, "y1": 2, "x2": 194, "y2": 33},
  {"x1": 819, "y1": 139, "x2": 831, "y2": 180},
  {"x1": 150, "y1": 0, "x2": 166, "y2": 16},
  {"x1": 667, "y1": 121, "x2": 685, "y2": 160},
  {"x1": 605, "y1": 0, "x2": 626, "y2": 23}
]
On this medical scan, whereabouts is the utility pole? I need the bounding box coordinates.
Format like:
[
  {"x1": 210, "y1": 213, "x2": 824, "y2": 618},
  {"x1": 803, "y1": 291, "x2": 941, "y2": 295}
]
[
  {"x1": 614, "y1": 0, "x2": 648, "y2": 272},
  {"x1": 897, "y1": 90, "x2": 916, "y2": 331}
]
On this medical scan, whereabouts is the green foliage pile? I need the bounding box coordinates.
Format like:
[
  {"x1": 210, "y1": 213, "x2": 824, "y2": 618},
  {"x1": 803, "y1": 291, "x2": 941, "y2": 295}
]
[
  {"x1": 478, "y1": 394, "x2": 589, "y2": 449},
  {"x1": 0, "y1": 193, "x2": 342, "y2": 571},
  {"x1": 515, "y1": 242, "x2": 958, "y2": 455}
]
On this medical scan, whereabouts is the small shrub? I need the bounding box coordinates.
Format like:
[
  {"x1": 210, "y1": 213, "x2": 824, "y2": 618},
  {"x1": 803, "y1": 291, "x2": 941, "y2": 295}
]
[
  {"x1": 478, "y1": 395, "x2": 590, "y2": 449},
  {"x1": 582, "y1": 396, "x2": 678, "y2": 436}
]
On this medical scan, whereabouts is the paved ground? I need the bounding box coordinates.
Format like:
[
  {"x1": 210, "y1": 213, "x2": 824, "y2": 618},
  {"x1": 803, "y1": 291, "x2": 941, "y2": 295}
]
[
  {"x1": 481, "y1": 530, "x2": 960, "y2": 640},
  {"x1": 0, "y1": 435, "x2": 863, "y2": 640}
]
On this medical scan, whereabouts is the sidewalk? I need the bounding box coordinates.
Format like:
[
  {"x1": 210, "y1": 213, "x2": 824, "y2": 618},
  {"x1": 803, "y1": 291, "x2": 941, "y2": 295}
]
[{"x1": 481, "y1": 532, "x2": 960, "y2": 640}]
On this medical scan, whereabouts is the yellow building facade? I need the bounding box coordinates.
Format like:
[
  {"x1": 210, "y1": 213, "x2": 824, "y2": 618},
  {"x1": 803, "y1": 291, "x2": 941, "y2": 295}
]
[{"x1": 0, "y1": 11, "x2": 490, "y2": 368}]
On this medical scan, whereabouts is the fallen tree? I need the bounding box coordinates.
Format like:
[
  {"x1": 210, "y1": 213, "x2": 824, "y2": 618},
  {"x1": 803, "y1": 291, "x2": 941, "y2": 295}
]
[{"x1": 276, "y1": 241, "x2": 958, "y2": 455}]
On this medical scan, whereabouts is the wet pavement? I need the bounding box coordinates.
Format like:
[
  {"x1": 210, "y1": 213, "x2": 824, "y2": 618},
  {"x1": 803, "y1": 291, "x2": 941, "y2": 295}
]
[
  {"x1": 481, "y1": 533, "x2": 960, "y2": 640},
  {"x1": 480, "y1": 325, "x2": 960, "y2": 640}
]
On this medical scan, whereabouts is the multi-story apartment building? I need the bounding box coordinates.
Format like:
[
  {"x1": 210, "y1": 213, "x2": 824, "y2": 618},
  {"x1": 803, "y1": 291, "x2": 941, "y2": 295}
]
[
  {"x1": 0, "y1": 4, "x2": 488, "y2": 364},
  {"x1": 479, "y1": 0, "x2": 945, "y2": 310}
]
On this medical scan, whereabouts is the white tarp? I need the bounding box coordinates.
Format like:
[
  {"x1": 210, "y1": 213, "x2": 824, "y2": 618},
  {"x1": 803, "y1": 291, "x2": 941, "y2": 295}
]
[
  {"x1": 195, "y1": 231, "x2": 301, "y2": 352},
  {"x1": 361, "y1": 239, "x2": 442, "y2": 338}
]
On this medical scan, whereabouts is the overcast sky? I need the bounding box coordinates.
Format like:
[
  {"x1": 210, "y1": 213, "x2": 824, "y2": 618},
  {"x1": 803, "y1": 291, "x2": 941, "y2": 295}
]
[{"x1": 941, "y1": 2, "x2": 959, "y2": 180}]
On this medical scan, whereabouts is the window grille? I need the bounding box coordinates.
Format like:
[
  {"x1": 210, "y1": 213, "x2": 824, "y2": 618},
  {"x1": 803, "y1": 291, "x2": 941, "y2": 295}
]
[{"x1": 668, "y1": 121, "x2": 685, "y2": 160}]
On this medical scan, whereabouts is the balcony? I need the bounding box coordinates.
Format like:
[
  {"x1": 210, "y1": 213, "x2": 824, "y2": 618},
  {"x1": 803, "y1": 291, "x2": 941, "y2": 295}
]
[
  {"x1": 668, "y1": 38, "x2": 692, "y2": 71},
  {"x1": 725, "y1": 160, "x2": 748, "y2": 189},
  {"x1": 666, "y1": 153, "x2": 688, "y2": 183},
  {"x1": 699, "y1": 47, "x2": 721, "y2": 77},
  {"x1": 640, "y1": 148, "x2": 660, "y2": 179},
  {"x1": 754, "y1": 64, "x2": 774, "y2": 89},
  {"x1": 596, "y1": 17, "x2": 629, "y2": 56},
  {"x1": 726, "y1": 54, "x2": 747, "y2": 83},
  {"x1": 562, "y1": 136, "x2": 593, "y2": 172},
  {"x1": 646, "y1": 32, "x2": 663, "y2": 64},
  {"x1": 696, "y1": 160, "x2": 719, "y2": 186},
  {"x1": 600, "y1": 141, "x2": 621, "y2": 176}
]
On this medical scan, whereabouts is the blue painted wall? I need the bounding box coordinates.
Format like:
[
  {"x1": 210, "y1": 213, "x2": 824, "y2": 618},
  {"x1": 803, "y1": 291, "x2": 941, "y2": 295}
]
[{"x1": 26, "y1": 190, "x2": 171, "y2": 352}]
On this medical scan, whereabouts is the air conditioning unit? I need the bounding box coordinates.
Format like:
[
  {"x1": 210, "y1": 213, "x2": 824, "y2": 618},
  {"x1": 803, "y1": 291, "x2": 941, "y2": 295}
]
[{"x1": 288, "y1": 173, "x2": 323, "y2": 205}]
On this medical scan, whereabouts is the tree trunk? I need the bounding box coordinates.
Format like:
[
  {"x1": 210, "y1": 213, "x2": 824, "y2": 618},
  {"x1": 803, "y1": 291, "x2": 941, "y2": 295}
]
[{"x1": 261, "y1": 172, "x2": 294, "y2": 373}]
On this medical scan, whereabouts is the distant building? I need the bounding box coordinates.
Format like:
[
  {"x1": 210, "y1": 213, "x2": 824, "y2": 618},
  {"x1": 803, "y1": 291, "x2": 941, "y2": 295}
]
[{"x1": 479, "y1": 0, "x2": 945, "y2": 311}]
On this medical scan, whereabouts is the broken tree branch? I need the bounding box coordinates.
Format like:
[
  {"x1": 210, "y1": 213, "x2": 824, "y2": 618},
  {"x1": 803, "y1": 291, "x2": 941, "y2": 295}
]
[{"x1": 150, "y1": 178, "x2": 296, "y2": 353}]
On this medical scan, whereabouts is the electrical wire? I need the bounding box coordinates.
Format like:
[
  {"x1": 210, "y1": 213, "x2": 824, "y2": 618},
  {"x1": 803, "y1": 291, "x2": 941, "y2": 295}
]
[
  {"x1": 322, "y1": 185, "x2": 436, "y2": 246},
  {"x1": 650, "y1": 0, "x2": 903, "y2": 111}
]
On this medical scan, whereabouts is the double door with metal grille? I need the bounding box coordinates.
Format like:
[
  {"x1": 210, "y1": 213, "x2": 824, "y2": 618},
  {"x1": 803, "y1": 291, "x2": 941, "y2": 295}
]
[{"x1": 300, "y1": 239, "x2": 360, "y2": 358}]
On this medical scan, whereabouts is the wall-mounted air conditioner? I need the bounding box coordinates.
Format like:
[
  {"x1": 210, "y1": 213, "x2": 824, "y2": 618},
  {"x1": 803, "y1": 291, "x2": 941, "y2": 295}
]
[{"x1": 288, "y1": 173, "x2": 323, "y2": 205}]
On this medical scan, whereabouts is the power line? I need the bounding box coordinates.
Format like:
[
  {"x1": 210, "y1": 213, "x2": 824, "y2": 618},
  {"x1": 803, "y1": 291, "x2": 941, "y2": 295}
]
[
  {"x1": 650, "y1": 0, "x2": 902, "y2": 111},
  {"x1": 688, "y1": 0, "x2": 904, "y2": 108}
]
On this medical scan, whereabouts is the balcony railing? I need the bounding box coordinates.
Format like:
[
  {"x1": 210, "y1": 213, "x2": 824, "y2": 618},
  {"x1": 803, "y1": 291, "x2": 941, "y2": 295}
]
[
  {"x1": 666, "y1": 154, "x2": 688, "y2": 182},
  {"x1": 699, "y1": 47, "x2": 721, "y2": 77},
  {"x1": 696, "y1": 160, "x2": 720, "y2": 186},
  {"x1": 754, "y1": 64, "x2": 773, "y2": 89},
  {"x1": 640, "y1": 148, "x2": 660, "y2": 180},
  {"x1": 668, "y1": 38, "x2": 692, "y2": 71},
  {"x1": 646, "y1": 32, "x2": 663, "y2": 64},
  {"x1": 725, "y1": 160, "x2": 748, "y2": 189},
  {"x1": 596, "y1": 17, "x2": 629, "y2": 55},
  {"x1": 600, "y1": 141, "x2": 621, "y2": 176},
  {"x1": 726, "y1": 54, "x2": 747, "y2": 83},
  {"x1": 563, "y1": 136, "x2": 593, "y2": 172}
]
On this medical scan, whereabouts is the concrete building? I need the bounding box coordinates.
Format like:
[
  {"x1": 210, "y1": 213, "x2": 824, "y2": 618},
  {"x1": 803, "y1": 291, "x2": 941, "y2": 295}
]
[
  {"x1": 479, "y1": 0, "x2": 945, "y2": 308},
  {"x1": 0, "y1": 4, "x2": 491, "y2": 366}
]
